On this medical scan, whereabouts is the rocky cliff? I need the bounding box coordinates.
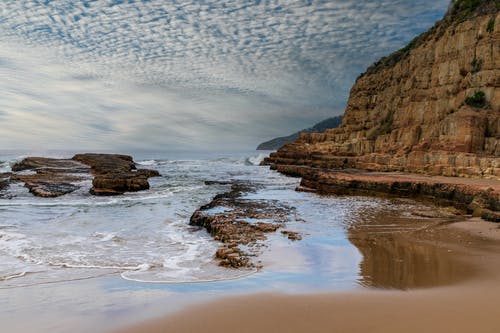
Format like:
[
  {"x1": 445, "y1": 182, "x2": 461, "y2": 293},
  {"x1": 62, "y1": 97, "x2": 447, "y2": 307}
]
[{"x1": 265, "y1": 1, "x2": 500, "y2": 179}]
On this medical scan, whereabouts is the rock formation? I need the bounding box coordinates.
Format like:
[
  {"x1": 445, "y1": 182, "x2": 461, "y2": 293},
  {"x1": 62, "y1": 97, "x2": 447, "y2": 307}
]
[
  {"x1": 190, "y1": 181, "x2": 299, "y2": 268},
  {"x1": 7, "y1": 154, "x2": 159, "y2": 197},
  {"x1": 266, "y1": 1, "x2": 499, "y2": 178},
  {"x1": 73, "y1": 153, "x2": 160, "y2": 195},
  {"x1": 264, "y1": 1, "x2": 500, "y2": 221}
]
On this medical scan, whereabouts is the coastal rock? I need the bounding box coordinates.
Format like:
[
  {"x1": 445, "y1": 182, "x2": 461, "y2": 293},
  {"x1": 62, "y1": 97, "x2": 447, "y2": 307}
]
[
  {"x1": 10, "y1": 158, "x2": 90, "y2": 197},
  {"x1": 72, "y1": 153, "x2": 159, "y2": 195},
  {"x1": 265, "y1": 3, "x2": 499, "y2": 178},
  {"x1": 72, "y1": 153, "x2": 136, "y2": 174},
  {"x1": 190, "y1": 181, "x2": 297, "y2": 268},
  {"x1": 9, "y1": 154, "x2": 160, "y2": 197},
  {"x1": 90, "y1": 173, "x2": 150, "y2": 195},
  {"x1": 275, "y1": 165, "x2": 500, "y2": 222}
]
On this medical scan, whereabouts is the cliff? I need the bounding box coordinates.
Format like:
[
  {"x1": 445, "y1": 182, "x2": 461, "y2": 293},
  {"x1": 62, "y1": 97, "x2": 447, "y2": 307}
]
[
  {"x1": 257, "y1": 116, "x2": 343, "y2": 150},
  {"x1": 265, "y1": 0, "x2": 500, "y2": 179}
]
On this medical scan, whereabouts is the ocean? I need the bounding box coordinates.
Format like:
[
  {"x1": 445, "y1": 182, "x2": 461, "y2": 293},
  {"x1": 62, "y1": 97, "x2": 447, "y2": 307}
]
[{"x1": 0, "y1": 150, "x2": 464, "y2": 332}]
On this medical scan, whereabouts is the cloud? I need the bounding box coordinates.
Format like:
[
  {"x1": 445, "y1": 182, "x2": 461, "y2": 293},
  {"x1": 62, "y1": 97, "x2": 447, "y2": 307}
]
[{"x1": 0, "y1": 0, "x2": 450, "y2": 151}]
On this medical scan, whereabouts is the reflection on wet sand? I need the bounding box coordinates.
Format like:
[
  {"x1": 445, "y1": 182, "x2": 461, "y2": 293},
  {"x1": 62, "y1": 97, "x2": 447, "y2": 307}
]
[{"x1": 348, "y1": 212, "x2": 475, "y2": 289}]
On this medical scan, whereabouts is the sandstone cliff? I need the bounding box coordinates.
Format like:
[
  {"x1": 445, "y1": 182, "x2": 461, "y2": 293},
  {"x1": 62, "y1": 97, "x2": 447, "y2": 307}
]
[{"x1": 266, "y1": 1, "x2": 500, "y2": 179}]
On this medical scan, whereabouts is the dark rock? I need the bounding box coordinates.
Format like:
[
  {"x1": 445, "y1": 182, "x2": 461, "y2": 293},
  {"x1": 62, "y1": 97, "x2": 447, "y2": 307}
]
[
  {"x1": 24, "y1": 182, "x2": 79, "y2": 198},
  {"x1": 0, "y1": 178, "x2": 7, "y2": 191},
  {"x1": 72, "y1": 153, "x2": 136, "y2": 174},
  {"x1": 281, "y1": 230, "x2": 302, "y2": 241},
  {"x1": 91, "y1": 172, "x2": 150, "y2": 196},
  {"x1": 136, "y1": 169, "x2": 161, "y2": 178},
  {"x1": 9, "y1": 158, "x2": 89, "y2": 197},
  {"x1": 12, "y1": 157, "x2": 89, "y2": 173}
]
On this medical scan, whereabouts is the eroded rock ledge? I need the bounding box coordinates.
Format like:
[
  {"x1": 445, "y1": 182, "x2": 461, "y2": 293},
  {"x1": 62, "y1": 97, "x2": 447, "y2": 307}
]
[
  {"x1": 190, "y1": 181, "x2": 301, "y2": 269},
  {"x1": 3, "y1": 153, "x2": 159, "y2": 197},
  {"x1": 274, "y1": 164, "x2": 500, "y2": 222}
]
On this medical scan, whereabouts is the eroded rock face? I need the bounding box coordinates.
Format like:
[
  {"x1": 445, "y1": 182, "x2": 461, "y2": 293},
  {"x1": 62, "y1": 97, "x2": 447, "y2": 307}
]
[
  {"x1": 266, "y1": 5, "x2": 499, "y2": 178},
  {"x1": 9, "y1": 154, "x2": 160, "y2": 197}
]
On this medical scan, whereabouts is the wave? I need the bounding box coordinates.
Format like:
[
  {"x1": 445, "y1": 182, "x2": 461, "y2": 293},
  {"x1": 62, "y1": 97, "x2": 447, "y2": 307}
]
[
  {"x1": 245, "y1": 153, "x2": 268, "y2": 166},
  {"x1": 0, "y1": 189, "x2": 177, "y2": 207}
]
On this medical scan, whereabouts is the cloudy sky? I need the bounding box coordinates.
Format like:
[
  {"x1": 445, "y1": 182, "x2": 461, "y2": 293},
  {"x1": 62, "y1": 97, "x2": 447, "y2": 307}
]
[{"x1": 0, "y1": 0, "x2": 450, "y2": 152}]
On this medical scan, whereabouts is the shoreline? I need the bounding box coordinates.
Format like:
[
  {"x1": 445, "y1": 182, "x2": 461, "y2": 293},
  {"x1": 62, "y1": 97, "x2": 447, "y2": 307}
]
[{"x1": 115, "y1": 214, "x2": 500, "y2": 333}]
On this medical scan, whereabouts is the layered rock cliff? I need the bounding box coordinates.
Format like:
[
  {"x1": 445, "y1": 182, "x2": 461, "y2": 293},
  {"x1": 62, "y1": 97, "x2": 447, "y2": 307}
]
[{"x1": 266, "y1": 1, "x2": 500, "y2": 179}]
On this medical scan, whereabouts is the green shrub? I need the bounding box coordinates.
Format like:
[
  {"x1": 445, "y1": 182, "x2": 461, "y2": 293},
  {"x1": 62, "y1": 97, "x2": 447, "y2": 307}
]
[
  {"x1": 368, "y1": 113, "x2": 394, "y2": 140},
  {"x1": 487, "y1": 17, "x2": 495, "y2": 33},
  {"x1": 465, "y1": 91, "x2": 487, "y2": 108},
  {"x1": 470, "y1": 57, "x2": 482, "y2": 73}
]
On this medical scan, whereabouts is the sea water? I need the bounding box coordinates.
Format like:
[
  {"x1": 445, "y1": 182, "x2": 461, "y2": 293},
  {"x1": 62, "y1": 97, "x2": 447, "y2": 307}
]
[
  {"x1": 0, "y1": 151, "x2": 467, "y2": 332},
  {"x1": 0, "y1": 150, "x2": 463, "y2": 287}
]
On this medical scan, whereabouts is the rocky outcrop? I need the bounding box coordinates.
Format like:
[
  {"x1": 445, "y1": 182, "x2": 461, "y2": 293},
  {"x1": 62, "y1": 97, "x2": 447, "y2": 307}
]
[
  {"x1": 257, "y1": 116, "x2": 343, "y2": 150},
  {"x1": 72, "y1": 153, "x2": 160, "y2": 195},
  {"x1": 10, "y1": 158, "x2": 90, "y2": 197},
  {"x1": 9, "y1": 154, "x2": 160, "y2": 197},
  {"x1": 190, "y1": 181, "x2": 299, "y2": 268},
  {"x1": 265, "y1": 1, "x2": 499, "y2": 178},
  {"x1": 276, "y1": 166, "x2": 500, "y2": 221}
]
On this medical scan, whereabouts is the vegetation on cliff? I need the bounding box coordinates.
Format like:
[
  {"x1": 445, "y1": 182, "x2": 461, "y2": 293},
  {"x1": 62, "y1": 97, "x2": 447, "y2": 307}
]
[{"x1": 364, "y1": 0, "x2": 499, "y2": 77}]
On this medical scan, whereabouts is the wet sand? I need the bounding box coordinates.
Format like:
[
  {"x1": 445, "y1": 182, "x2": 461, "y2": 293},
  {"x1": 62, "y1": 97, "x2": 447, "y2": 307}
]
[{"x1": 116, "y1": 218, "x2": 500, "y2": 333}]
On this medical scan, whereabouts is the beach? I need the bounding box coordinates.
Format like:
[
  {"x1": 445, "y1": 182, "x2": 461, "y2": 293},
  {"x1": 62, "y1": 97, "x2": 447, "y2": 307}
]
[{"x1": 116, "y1": 218, "x2": 500, "y2": 333}]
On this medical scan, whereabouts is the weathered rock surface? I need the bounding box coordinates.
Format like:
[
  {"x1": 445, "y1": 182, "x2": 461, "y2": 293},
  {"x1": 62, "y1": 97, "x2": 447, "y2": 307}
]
[
  {"x1": 265, "y1": 2, "x2": 499, "y2": 178},
  {"x1": 276, "y1": 164, "x2": 500, "y2": 222},
  {"x1": 190, "y1": 181, "x2": 299, "y2": 268},
  {"x1": 72, "y1": 153, "x2": 160, "y2": 195},
  {"x1": 9, "y1": 154, "x2": 160, "y2": 197}
]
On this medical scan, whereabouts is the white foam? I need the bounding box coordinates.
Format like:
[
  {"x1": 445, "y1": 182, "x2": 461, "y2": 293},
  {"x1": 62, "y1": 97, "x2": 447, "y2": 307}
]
[
  {"x1": 246, "y1": 153, "x2": 268, "y2": 166},
  {"x1": 136, "y1": 159, "x2": 158, "y2": 166},
  {"x1": 1, "y1": 271, "x2": 27, "y2": 281}
]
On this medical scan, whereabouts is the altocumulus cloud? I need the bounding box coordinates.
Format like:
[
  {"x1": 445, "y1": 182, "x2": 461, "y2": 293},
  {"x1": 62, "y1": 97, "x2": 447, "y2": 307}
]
[{"x1": 0, "y1": 0, "x2": 450, "y2": 151}]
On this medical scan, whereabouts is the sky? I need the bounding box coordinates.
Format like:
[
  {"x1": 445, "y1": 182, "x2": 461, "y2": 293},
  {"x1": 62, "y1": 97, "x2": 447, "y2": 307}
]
[{"x1": 0, "y1": 0, "x2": 450, "y2": 152}]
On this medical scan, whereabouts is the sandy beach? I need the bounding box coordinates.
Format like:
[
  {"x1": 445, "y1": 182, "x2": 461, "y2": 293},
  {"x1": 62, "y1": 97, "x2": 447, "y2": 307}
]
[{"x1": 116, "y1": 218, "x2": 500, "y2": 333}]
